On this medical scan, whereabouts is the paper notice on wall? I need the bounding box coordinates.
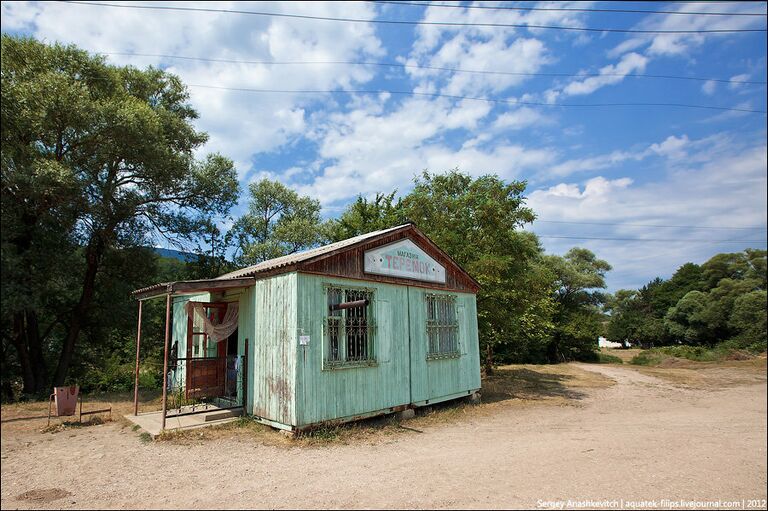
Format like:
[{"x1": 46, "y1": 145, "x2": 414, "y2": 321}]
[{"x1": 299, "y1": 335, "x2": 310, "y2": 345}]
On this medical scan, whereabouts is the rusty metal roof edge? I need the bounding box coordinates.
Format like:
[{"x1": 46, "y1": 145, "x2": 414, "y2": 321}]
[
  {"x1": 215, "y1": 223, "x2": 414, "y2": 281},
  {"x1": 214, "y1": 222, "x2": 481, "y2": 291},
  {"x1": 131, "y1": 277, "x2": 256, "y2": 300}
]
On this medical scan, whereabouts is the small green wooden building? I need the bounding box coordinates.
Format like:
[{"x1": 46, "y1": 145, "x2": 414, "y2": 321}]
[{"x1": 132, "y1": 223, "x2": 481, "y2": 432}]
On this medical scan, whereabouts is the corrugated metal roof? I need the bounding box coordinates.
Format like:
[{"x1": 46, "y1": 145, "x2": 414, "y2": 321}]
[
  {"x1": 216, "y1": 224, "x2": 411, "y2": 280},
  {"x1": 132, "y1": 282, "x2": 172, "y2": 295}
]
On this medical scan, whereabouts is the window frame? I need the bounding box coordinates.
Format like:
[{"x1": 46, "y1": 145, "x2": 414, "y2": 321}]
[
  {"x1": 322, "y1": 283, "x2": 377, "y2": 369},
  {"x1": 425, "y1": 292, "x2": 461, "y2": 360}
]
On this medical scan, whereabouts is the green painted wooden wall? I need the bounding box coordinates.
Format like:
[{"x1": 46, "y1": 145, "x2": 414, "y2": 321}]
[
  {"x1": 246, "y1": 273, "x2": 297, "y2": 426},
  {"x1": 168, "y1": 271, "x2": 480, "y2": 429},
  {"x1": 293, "y1": 273, "x2": 481, "y2": 427},
  {"x1": 407, "y1": 288, "x2": 481, "y2": 405},
  {"x1": 295, "y1": 274, "x2": 411, "y2": 426}
]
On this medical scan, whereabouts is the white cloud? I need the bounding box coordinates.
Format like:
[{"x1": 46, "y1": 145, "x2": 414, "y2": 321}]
[
  {"x1": 701, "y1": 101, "x2": 756, "y2": 123},
  {"x1": 1, "y1": 1, "x2": 385, "y2": 178},
  {"x1": 729, "y1": 73, "x2": 751, "y2": 90},
  {"x1": 606, "y1": 38, "x2": 645, "y2": 59},
  {"x1": 649, "y1": 135, "x2": 690, "y2": 160},
  {"x1": 528, "y1": 136, "x2": 767, "y2": 290},
  {"x1": 404, "y1": 2, "x2": 593, "y2": 97},
  {"x1": 545, "y1": 149, "x2": 646, "y2": 179},
  {"x1": 561, "y1": 52, "x2": 648, "y2": 96},
  {"x1": 295, "y1": 96, "x2": 557, "y2": 205},
  {"x1": 608, "y1": 2, "x2": 766, "y2": 58},
  {"x1": 492, "y1": 107, "x2": 553, "y2": 131},
  {"x1": 701, "y1": 80, "x2": 717, "y2": 95}
]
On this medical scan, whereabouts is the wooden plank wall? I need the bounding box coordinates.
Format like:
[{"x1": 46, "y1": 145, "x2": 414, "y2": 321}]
[
  {"x1": 248, "y1": 273, "x2": 297, "y2": 426},
  {"x1": 408, "y1": 288, "x2": 481, "y2": 404},
  {"x1": 295, "y1": 274, "x2": 411, "y2": 426},
  {"x1": 299, "y1": 230, "x2": 478, "y2": 293}
]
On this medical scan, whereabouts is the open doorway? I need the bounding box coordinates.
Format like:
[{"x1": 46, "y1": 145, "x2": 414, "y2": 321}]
[{"x1": 224, "y1": 328, "x2": 239, "y2": 400}]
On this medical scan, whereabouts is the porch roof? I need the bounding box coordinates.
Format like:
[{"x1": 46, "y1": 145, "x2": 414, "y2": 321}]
[
  {"x1": 131, "y1": 277, "x2": 256, "y2": 301},
  {"x1": 132, "y1": 224, "x2": 414, "y2": 301}
]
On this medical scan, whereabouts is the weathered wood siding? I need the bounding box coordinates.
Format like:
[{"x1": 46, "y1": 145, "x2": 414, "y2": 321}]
[
  {"x1": 295, "y1": 273, "x2": 481, "y2": 427},
  {"x1": 247, "y1": 273, "x2": 297, "y2": 426},
  {"x1": 295, "y1": 273, "x2": 411, "y2": 426},
  {"x1": 299, "y1": 230, "x2": 478, "y2": 293},
  {"x1": 408, "y1": 288, "x2": 481, "y2": 404}
]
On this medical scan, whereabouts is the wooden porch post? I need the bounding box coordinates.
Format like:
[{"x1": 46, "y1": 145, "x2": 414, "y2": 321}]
[
  {"x1": 132, "y1": 300, "x2": 143, "y2": 416},
  {"x1": 160, "y1": 293, "x2": 171, "y2": 431}
]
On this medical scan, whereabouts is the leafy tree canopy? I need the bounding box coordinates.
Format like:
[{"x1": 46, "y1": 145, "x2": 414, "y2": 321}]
[
  {"x1": 1, "y1": 35, "x2": 238, "y2": 391},
  {"x1": 228, "y1": 179, "x2": 327, "y2": 266}
]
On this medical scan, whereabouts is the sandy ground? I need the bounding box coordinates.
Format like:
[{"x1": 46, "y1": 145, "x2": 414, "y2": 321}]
[{"x1": 1, "y1": 362, "x2": 766, "y2": 510}]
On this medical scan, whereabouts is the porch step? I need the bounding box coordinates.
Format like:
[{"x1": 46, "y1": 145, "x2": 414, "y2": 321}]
[{"x1": 204, "y1": 408, "x2": 243, "y2": 422}]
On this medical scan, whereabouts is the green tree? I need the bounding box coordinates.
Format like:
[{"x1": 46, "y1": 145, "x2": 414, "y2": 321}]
[
  {"x1": 729, "y1": 290, "x2": 767, "y2": 350},
  {"x1": 327, "y1": 191, "x2": 408, "y2": 242},
  {"x1": 653, "y1": 263, "x2": 706, "y2": 313},
  {"x1": 664, "y1": 290, "x2": 711, "y2": 344},
  {"x1": 606, "y1": 290, "x2": 643, "y2": 344},
  {"x1": 1, "y1": 35, "x2": 239, "y2": 391},
  {"x1": 544, "y1": 248, "x2": 612, "y2": 362},
  {"x1": 228, "y1": 179, "x2": 327, "y2": 266},
  {"x1": 399, "y1": 170, "x2": 544, "y2": 372}
]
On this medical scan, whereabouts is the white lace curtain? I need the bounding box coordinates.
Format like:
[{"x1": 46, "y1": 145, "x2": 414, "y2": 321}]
[{"x1": 185, "y1": 302, "x2": 239, "y2": 343}]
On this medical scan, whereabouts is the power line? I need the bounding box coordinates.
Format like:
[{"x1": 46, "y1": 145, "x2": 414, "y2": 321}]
[
  {"x1": 534, "y1": 220, "x2": 767, "y2": 230},
  {"x1": 535, "y1": 235, "x2": 767, "y2": 243},
  {"x1": 100, "y1": 51, "x2": 768, "y2": 86},
  {"x1": 186, "y1": 84, "x2": 768, "y2": 114},
  {"x1": 61, "y1": 1, "x2": 768, "y2": 34},
  {"x1": 370, "y1": 1, "x2": 768, "y2": 17}
]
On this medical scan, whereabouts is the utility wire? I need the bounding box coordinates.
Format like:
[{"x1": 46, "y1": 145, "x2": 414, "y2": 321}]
[
  {"x1": 369, "y1": 0, "x2": 768, "y2": 17},
  {"x1": 186, "y1": 84, "x2": 768, "y2": 114},
  {"x1": 60, "y1": 1, "x2": 768, "y2": 34},
  {"x1": 101, "y1": 51, "x2": 768, "y2": 86},
  {"x1": 535, "y1": 235, "x2": 767, "y2": 243},
  {"x1": 534, "y1": 220, "x2": 767, "y2": 230}
]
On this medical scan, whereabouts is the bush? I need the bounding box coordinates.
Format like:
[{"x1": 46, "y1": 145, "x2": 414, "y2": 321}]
[
  {"x1": 78, "y1": 355, "x2": 162, "y2": 392},
  {"x1": 657, "y1": 345, "x2": 719, "y2": 362},
  {"x1": 596, "y1": 353, "x2": 623, "y2": 364},
  {"x1": 630, "y1": 341, "x2": 761, "y2": 366},
  {"x1": 630, "y1": 351, "x2": 666, "y2": 366}
]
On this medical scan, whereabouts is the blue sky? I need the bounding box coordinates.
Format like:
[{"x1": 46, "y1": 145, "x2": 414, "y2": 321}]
[{"x1": 2, "y1": 1, "x2": 766, "y2": 291}]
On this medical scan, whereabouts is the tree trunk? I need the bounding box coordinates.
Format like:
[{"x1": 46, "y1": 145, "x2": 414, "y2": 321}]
[
  {"x1": 24, "y1": 309, "x2": 49, "y2": 394},
  {"x1": 52, "y1": 237, "x2": 104, "y2": 386},
  {"x1": 10, "y1": 312, "x2": 36, "y2": 394},
  {"x1": 484, "y1": 343, "x2": 494, "y2": 376}
]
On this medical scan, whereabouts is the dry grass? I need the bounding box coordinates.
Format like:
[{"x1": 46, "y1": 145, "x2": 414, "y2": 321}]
[
  {"x1": 600, "y1": 348, "x2": 643, "y2": 363},
  {"x1": 154, "y1": 363, "x2": 615, "y2": 446},
  {"x1": 0, "y1": 389, "x2": 160, "y2": 435},
  {"x1": 630, "y1": 355, "x2": 767, "y2": 388},
  {"x1": 2, "y1": 364, "x2": 615, "y2": 446}
]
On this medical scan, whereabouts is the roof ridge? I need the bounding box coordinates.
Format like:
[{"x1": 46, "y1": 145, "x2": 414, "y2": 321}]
[{"x1": 215, "y1": 223, "x2": 413, "y2": 280}]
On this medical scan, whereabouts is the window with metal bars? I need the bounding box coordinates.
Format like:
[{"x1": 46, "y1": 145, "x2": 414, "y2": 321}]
[
  {"x1": 324, "y1": 286, "x2": 376, "y2": 367},
  {"x1": 426, "y1": 293, "x2": 460, "y2": 359}
]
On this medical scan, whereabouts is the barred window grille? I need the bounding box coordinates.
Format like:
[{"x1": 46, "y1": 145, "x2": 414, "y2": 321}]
[
  {"x1": 426, "y1": 293, "x2": 460, "y2": 358},
  {"x1": 324, "y1": 286, "x2": 376, "y2": 367}
]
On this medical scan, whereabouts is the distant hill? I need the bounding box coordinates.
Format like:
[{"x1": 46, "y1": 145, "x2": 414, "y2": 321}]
[{"x1": 154, "y1": 247, "x2": 198, "y2": 262}]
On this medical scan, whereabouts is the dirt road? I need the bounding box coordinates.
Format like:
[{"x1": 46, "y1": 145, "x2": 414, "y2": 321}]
[{"x1": 2, "y1": 363, "x2": 766, "y2": 510}]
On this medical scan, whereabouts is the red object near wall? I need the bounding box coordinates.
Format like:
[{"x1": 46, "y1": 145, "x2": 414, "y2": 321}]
[{"x1": 53, "y1": 385, "x2": 79, "y2": 416}]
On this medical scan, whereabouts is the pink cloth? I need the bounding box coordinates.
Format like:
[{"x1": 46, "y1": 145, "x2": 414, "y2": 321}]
[{"x1": 53, "y1": 385, "x2": 78, "y2": 416}]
